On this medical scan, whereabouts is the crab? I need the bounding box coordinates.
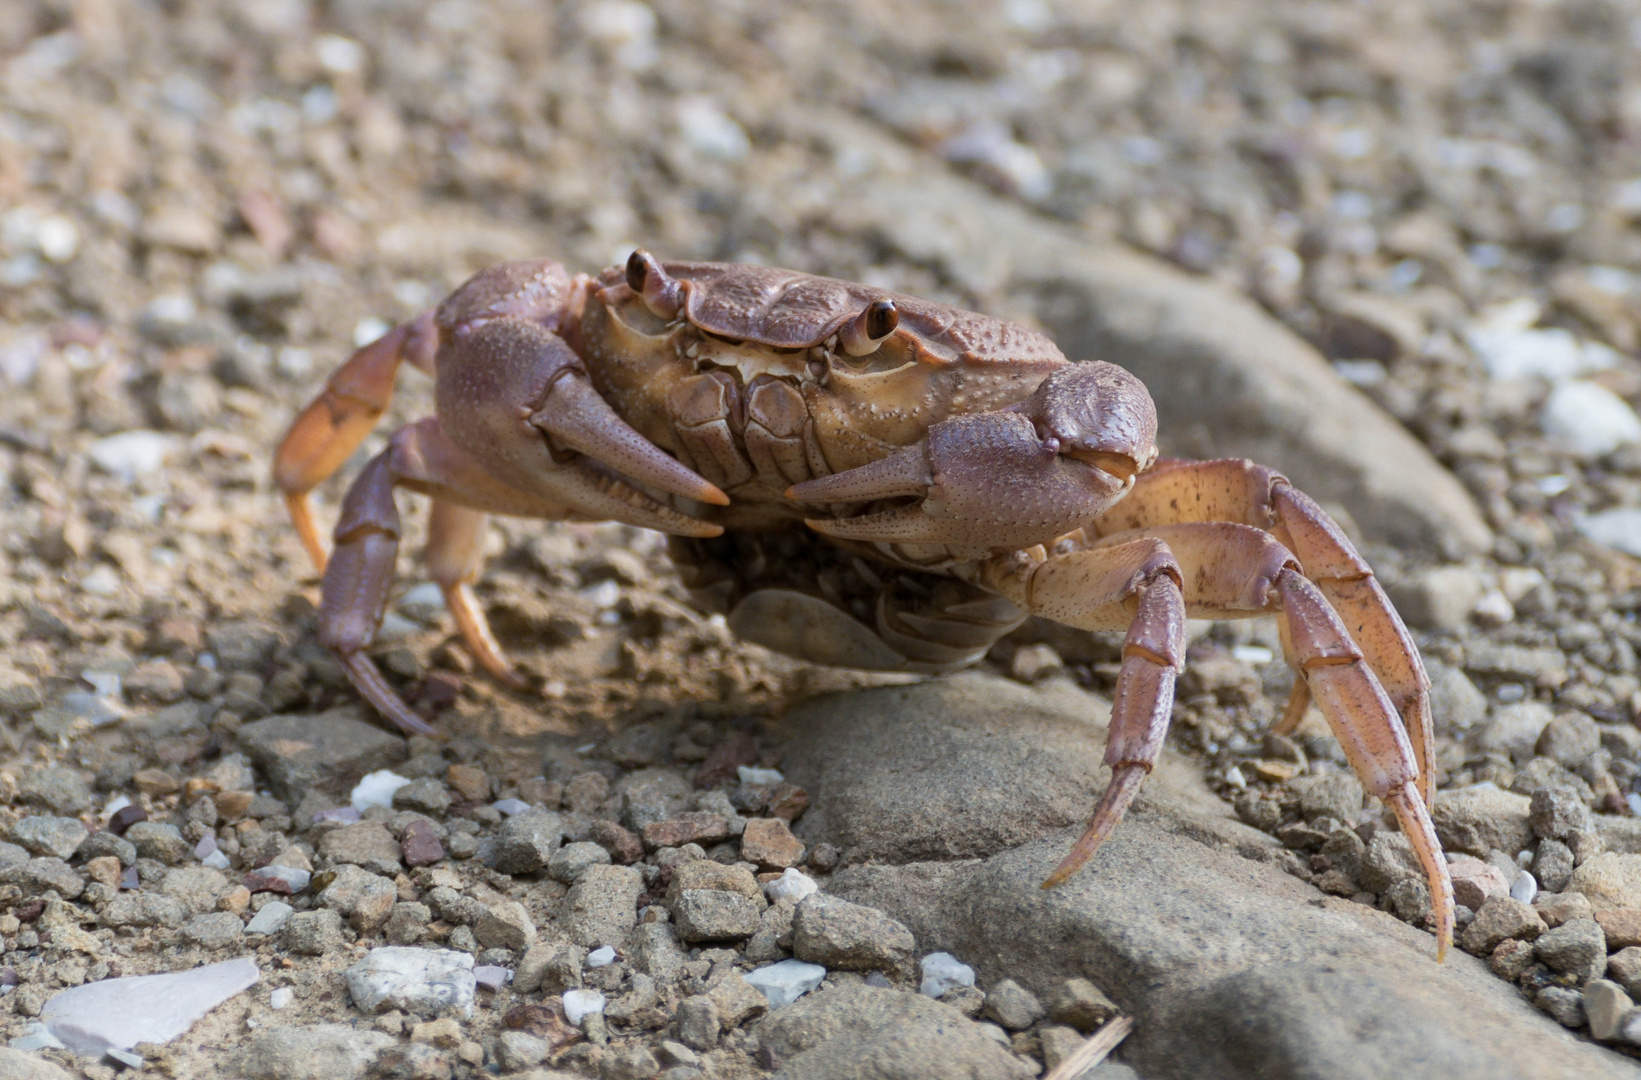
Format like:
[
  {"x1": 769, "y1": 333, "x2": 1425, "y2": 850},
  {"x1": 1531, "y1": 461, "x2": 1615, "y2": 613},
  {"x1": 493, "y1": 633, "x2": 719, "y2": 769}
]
[{"x1": 274, "y1": 251, "x2": 1455, "y2": 959}]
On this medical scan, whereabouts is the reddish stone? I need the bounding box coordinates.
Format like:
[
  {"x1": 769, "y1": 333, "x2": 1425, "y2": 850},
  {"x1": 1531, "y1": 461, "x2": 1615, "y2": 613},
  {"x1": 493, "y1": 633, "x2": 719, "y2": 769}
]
[
  {"x1": 588, "y1": 819, "x2": 644, "y2": 864},
  {"x1": 640, "y1": 812, "x2": 730, "y2": 851},
  {"x1": 695, "y1": 732, "x2": 758, "y2": 789},
  {"x1": 401, "y1": 819, "x2": 445, "y2": 867},
  {"x1": 108, "y1": 805, "x2": 148, "y2": 836},
  {"x1": 503, "y1": 1003, "x2": 580, "y2": 1050},
  {"x1": 767, "y1": 783, "x2": 810, "y2": 822},
  {"x1": 1597, "y1": 908, "x2": 1641, "y2": 949},
  {"x1": 740, "y1": 818, "x2": 805, "y2": 870},
  {"x1": 445, "y1": 764, "x2": 491, "y2": 803}
]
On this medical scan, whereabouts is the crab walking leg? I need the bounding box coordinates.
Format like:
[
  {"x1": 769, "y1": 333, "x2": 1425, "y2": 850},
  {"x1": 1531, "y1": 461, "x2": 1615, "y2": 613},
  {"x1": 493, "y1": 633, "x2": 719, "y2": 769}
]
[
  {"x1": 979, "y1": 538, "x2": 1186, "y2": 886},
  {"x1": 1092, "y1": 457, "x2": 1436, "y2": 804},
  {"x1": 321, "y1": 418, "x2": 607, "y2": 734},
  {"x1": 274, "y1": 311, "x2": 439, "y2": 572}
]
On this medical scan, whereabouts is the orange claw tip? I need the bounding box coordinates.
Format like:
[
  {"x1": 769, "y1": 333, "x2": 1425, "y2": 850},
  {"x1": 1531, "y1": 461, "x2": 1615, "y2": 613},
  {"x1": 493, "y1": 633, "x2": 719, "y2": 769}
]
[{"x1": 697, "y1": 483, "x2": 731, "y2": 507}]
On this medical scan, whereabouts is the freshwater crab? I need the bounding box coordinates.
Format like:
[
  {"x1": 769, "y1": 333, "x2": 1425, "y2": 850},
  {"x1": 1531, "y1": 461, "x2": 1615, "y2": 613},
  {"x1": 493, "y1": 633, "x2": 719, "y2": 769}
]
[{"x1": 274, "y1": 252, "x2": 1455, "y2": 958}]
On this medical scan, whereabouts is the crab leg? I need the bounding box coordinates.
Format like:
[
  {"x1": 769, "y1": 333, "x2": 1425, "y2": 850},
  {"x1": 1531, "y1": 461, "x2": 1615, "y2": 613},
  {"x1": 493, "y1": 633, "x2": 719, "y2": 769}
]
[
  {"x1": 1092, "y1": 458, "x2": 1436, "y2": 805},
  {"x1": 322, "y1": 418, "x2": 607, "y2": 734},
  {"x1": 984, "y1": 522, "x2": 1453, "y2": 960},
  {"x1": 274, "y1": 311, "x2": 439, "y2": 572}
]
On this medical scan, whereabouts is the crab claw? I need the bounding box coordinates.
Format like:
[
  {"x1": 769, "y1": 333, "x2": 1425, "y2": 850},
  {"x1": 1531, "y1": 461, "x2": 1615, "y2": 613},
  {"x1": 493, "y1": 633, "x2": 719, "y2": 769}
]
[{"x1": 789, "y1": 362, "x2": 1158, "y2": 553}]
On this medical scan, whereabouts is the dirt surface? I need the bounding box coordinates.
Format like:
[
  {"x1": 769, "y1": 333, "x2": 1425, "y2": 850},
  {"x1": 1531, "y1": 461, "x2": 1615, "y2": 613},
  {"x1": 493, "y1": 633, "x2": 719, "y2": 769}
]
[{"x1": 5, "y1": 0, "x2": 1641, "y2": 1077}]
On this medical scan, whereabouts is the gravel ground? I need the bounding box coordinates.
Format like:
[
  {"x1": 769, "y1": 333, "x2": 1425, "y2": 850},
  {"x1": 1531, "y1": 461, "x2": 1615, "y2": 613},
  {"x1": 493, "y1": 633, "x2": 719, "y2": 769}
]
[{"x1": 6, "y1": 0, "x2": 1641, "y2": 1077}]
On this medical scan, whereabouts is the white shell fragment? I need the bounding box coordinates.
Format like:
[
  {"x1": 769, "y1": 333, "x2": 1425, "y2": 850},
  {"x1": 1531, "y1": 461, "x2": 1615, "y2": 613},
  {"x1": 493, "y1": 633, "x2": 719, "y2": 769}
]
[
  {"x1": 40, "y1": 957, "x2": 258, "y2": 1055},
  {"x1": 345, "y1": 948, "x2": 476, "y2": 1019},
  {"x1": 350, "y1": 769, "x2": 412, "y2": 811}
]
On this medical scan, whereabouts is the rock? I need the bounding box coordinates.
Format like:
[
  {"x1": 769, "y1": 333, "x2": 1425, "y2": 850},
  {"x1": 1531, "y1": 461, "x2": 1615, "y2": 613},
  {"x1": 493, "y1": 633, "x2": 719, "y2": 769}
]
[
  {"x1": 1535, "y1": 840, "x2": 1575, "y2": 893},
  {"x1": 40, "y1": 957, "x2": 258, "y2": 1054},
  {"x1": 627, "y1": 921, "x2": 689, "y2": 983},
  {"x1": 1448, "y1": 856, "x2": 1511, "y2": 911},
  {"x1": 640, "y1": 813, "x2": 731, "y2": 850},
  {"x1": 246, "y1": 901, "x2": 293, "y2": 936},
  {"x1": 1571, "y1": 853, "x2": 1641, "y2": 912},
  {"x1": 830, "y1": 160, "x2": 1490, "y2": 556},
  {"x1": 707, "y1": 972, "x2": 770, "y2": 1028},
  {"x1": 1431, "y1": 787, "x2": 1533, "y2": 857},
  {"x1": 562, "y1": 864, "x2": 643, "y2": 947},
  {"x1": 384, "y1": 902, "x2": 431, "y2": 946},
  {"x1": 1535, "y1": 918, "x2": 1607, "y2": 982},
  {"x1": 245, "y1": 865, "x2": 311, "y2": 894},
  {"x1": 491, "y1": 810, "x2": 563, "y2": 874},
  {"x1": 1470, "y1": 703, "x2": 1555, "y2": 764},
  {"x1": 123, "y1": 822, "x2": 190, "y2": 864},
  {"x1": 473, "y1": 900, "x2": 536, "y2": 951},
  {"x1": 741, "y1": 818, "x2": 805, "y2": 870},
  {"x1": 1609, "y1": 948, "x2": 1641, "y2": 996},
  {"x1": 10, "y1": 817, "x2": 86, "y2": 861},
  {"x1": 318, "y1": 821, "x2": 403, "y2": 876},
  {"x1": 601, "y1": 1045, "x2": 660, "y2": 1080},
  {"x1": 1596, "y1": 909, "x2": 1641, "y2": 949},
  {"x1": 588, "y1": 820, "x2": 645, "y2": 864},
  {"x1": 672, "y1": 890, "x2": 762, "y2": 942},
  {"x1": 493, "y1": 1031, "x2": 547, "y2": 1072},
  {"x1": 1489, "y1": 938, "x2": 1538, "y2": 981},
  {"x1": 766, "y1": 868, "x2": 820, "y2": 905},
  {"x1": 346, "y1": 948, "x2": 476, "y2": 1019},
  {"x1": 1427, "y1": 664, "x2": 1488, "y2": 736},
  {"x1": 548, "y1": 841, "x2": 610, "y2": 884},
  {"x1": 17, "y1": 767, "x2": 92, "y2": 815},
  {"x1": 182, "y1": 911, "x2": 245, "y2": 949},
  {"x1": 982, "y1": 979, "x2": 1045, "y2": 1031},
  {"x1": 667, "y1": 860, "x2": 762, "y2": 900},
  {"x1": 1461, "y1": 895, "x2": 1547, "y2": 955},
  {"x1": 101, "y1": 892, "x2": 186, "y2": 928},
  {"x1": 1530, "y1": 787, "x2": 1595, "y2": 841},
  {"x1": 400, "y1": 820, "x2": 445, "y2": 867},
  {"x1": 1585, "y1": 980, "x2": 1634, "y2": 1041},
  {"x1": 1386, "y1": 567, "x2": 1485, "y2": 631},
  {"x1": 1536, "y1": 713, "x2": 1601, "y2": 768},
  {"x1": 238, "y1": 710, "x2": 407, "y2": 805},
  {"x1": 792, "y1": 894, "x2": 915, "y2": 972},
  {"x1": 1356, "y1": 831, "x2": 1421, "y2": 893},
  {"x1": 781, "y1": 675, "x2": 1211, "y2": 865},
  {"x1": 319, "y1": 864, "x2": 398, "y2": 931},
  {"x1": 231, "y1": 1024, "x2": 397, "y2": 1080},
  {"x1": 282, "y1": 909, "x2": 346, "y2": 955},
  {"x1": 161, "y1": 866, "x2": 229, "y2": 915},
  {"x1": 1536, "y1": 892, "x2": 1595, "y2": 928},
  {"x1": 562, "y1": 988, "x2": 606, "y2": 1026},
  {"x1": 0, "y1": 1048, "x2": 72, "y2": 1079},
  {"x1": 744, "y1": 960, "x2": 827, "y2": 1009},
  {"x1": 350, "y1": 770, "x2": 411, "y2": 811},
  {"x1": 755, "y1": 983, "x2": 1033, "y2": 1080},
  {"x1": 1047, "y1": 978, "x2": 1119, "y2": 1033},
  {"x1": 445, "y1": 764, "x2": 490, "y2": 803},
  {"x1": 392, "y1": 778, "x2": 452, "y2": 817},
  {"x1": 1543, "y1": 380, "x2": 1641, "y2": 457},
  {"x1": 1536, "y1": 986, "x2": 1586, "y2": 1029},
  {"x1": 676, "y1": 995, "x2": 719, "y2": 1050},
  {"x1": 919, "y1": 952, "x2": 976, "y2": 999},
  {"x1": 1289, "y1": 774, "x2": 1364, "y2": 827}
]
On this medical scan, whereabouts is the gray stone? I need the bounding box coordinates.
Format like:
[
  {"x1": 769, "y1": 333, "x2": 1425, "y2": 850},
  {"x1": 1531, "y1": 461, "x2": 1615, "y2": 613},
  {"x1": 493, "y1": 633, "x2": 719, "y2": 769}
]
[
  {"x1": 493, "y1": 1031, "x2": 548, "y2": 1071},
  {"x1": 1470, "y1": 703, "x2": 1555, "y2": 764},
  {"x1": 100, "y1": 892, "x2": 186, "y2": 928},
  {"x1": 1536, "y1": 713, "x2": 1601, "y2": 769},
  {"x1": 160, "y1": 866, "x2": 230, "y2": 915},
  {"x1": 672, "y1": 891, "x2": 762, "y2": 943},
  {"x1": 1048, "y1": 977, "x2": 1118, "y2": 1033},
  {"x1": 792, "y1": 894, "x2": 915, "y2": 972},
  {"x1": 473, "y1": 899, "x2": 536, "y2": 951},
  {"x1": 1356, "y1": 831, "x2": 1421, "y2": 893},
  {"x1": 345, "y1": 948, "x2": 476, "y2": 1019},
  {"x1": 1431, "y1": 787, "x2": 1533, "y2": 857},
  {"x1": 1535, "y1": 987, "x2": 1586, "y2": 1029},
  {"x1": 706, "y1": 972, "x2": 769, "y2": 1028},
  {"x1": 1530, "y1": 787, "x2": 1595, "y2": 841},
  {"x1": 1427, "y1": 664, "x2": 1488, "y2": 736},
  {"x1": 17, "y1": 767, "x2": 92, "y2": 815},
  {"x1": 10, "y1": 816, "x2": 86, "y2": 860},
  {"x1": 1534, "y1": 918, "x2": 1607, "y2": 982},
  {"x1": 1385, "y1": 567, "x2": 1484, "y2": 631},
  {"x1": 183, "y1": 911, "x2": 245, "y2": 949},
  {"x1": 1584, "y1": 980, "x2": 1634, "y2": 1042},
  {"x1": 318, "y1": 821, "x2": 403, "y2": 876},
  {"x1": 246, "y1": 901, "x2": 294, "y2": 936},
  {"x1": 1289, "y1": 774, "x2": 1363, "y2": 827},
  {"x1": 238, "y1": 709, "x2": 407, "y2": 804},
  {"x1": 782, "y1": 675, "x2": 1214, "y2": 864},
  {"x1": 1534, "y1": 841, "x2": 1575, "y2": 893},
  {"x1": 827, "y1": 150, "x2": 1490, "y2": 556},
  {"x1": 207, "y1": 621, "x2": 282, "y2": 670},
  {"x1": 319, "y1": 864, "x2": 398, "y2": 931},
  {"x1": 1610, "y1": 947, "x2": 1641, "y2": 997},
  {"x1": 627, "y1": 921, "x2": 690, "y2": 984},
  {"x1": 1572, "y1": 853, "x2": 1641, "y2": 911},
  {"x1": 675, "y1": 995, "x2": 719, "y2": 1050},
  {"x1": 231, "y1": 1024, "x2": 396, "y2": 1080},
  {"x1": 1462, "y1": 895, "x2": 1547, "y2": 955},
  {"x1": 78, "y1": 832, "x2": 135, "y2": 866},
  {"x1": 383, "y1": 901, "x2": 429, "y2": 946},
  {"x1": 282, "y1": 909, "x2": 346, "y2": 955},
  {"x1": 601, "y1": 1045, "x2": 661, "y2": 1080},
  {"x1": 392, "y1": 778, "x2": 452, "y2": 817},
  {"x1": 548, "y1": 840, "x2": 611, "y2": 884},
  {"x1": 982, "y1": 979, "x2": 1044, "y2": 1031},
  {"x1": 0, "y1": 1047, "x2": 73, "y2": 1079},
  {"x1": 563, "y1": 864, "x2": 643, "y2": 947},
  {"x1": 754, "y1": 983, "x2": 1033, "y2": 1080},
  {"x1": 490, "y1": 810, "x2": 564, "y2": 874},
  {"x1": 121, "y1": 822, "x2": 190, "y2": 864}
]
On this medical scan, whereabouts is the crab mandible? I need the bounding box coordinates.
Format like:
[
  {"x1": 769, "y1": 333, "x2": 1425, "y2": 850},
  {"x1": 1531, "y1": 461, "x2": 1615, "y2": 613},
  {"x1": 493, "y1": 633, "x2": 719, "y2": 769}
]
[{"x1": 274, "y1": 252, "x2": 1454, "y2": 959}]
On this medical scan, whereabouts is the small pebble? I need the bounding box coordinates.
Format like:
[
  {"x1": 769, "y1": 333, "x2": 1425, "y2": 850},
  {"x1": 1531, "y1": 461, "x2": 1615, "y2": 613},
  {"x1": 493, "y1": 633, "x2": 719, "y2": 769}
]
[
  {"x1": 919, "y1": 952, "x2": 976, "y2": 998},
  {"x1": 586, "y1": 946, "x2": 617, "y2": 968},
  {"x1": 744, "y1": 960, "x2": 826, "y2": 1008},
  {"x1": 473, "y1": 966, "x2": 511, "y2": 991},
  {"x1": 764, "y1": 867, "x2": 818, "y2": 905},
  {"x1": 563, "y1": 988, "x2": 606, "y2": 1026},
  {"x1": 738, "y1": 766, "x2": 785, "y2": 786},
  {"x1": 351, "y1": 770, "x2": 412, "y2": 811},
  {"x1": 1510, "y1": 871, "x2": 1538, "y2": 905},
  {"x1": 269, "y1": 987, "x2": 293, "y2": 1010},
  {"x1": 493, "y1": 798, "x2": 531, "y2": 816}
]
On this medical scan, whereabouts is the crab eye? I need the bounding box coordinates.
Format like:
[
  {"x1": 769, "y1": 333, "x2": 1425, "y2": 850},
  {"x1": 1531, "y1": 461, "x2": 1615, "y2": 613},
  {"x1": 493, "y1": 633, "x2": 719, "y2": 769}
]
[
  {"x1": 839, "y1": 298, "x2": 898, "y2": 356},
  {"x1": 623, "y1": 249, "x2": 682, "y2": 318}
]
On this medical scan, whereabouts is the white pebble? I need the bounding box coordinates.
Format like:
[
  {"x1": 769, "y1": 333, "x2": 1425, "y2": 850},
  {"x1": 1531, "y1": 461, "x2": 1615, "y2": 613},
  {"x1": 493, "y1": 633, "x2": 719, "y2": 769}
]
[
  {"x1": 1467, "y1": 306, "x2": 1614, "y2": 382},
  {"x1": 1471, "y1": 590, "x2": 1514, "y2": 626},
  {"x1": 1541, "y1": 380, "x2": 1641, "y2": 457},
  {"x1": 1629, "y1": 793, "x2": 1641, "y2": 819},
  {"x1": 765, "y1": 868, "x2": 818, "y2": 905},
  {"x1": 315, "y1": 34, "x2": 365, "y2": 75},
  {"x1": 246, "y1": 901, "x2": 294, "y2": 936},
  {"x1": 268, "y1": 987, "x2": 293, "y2": 1010},
  {"x1": 1224, "y1": 765, "x2": 1247, "y2": 790},
  {"x1": 374, "y1": 611, "x2": 423, "y2": 642},
  {"x1": 919, "y1": 952, "x2": 976, "y2": 998},
  {"x1": 202, "y1": 849, "x2": 231, "y2": 871},
  {"x1": 88, "y1": 431, "x2": 175, "y2": 482},
  {"x1": 1510, "y1": 870, "x2": 1538, "y2": 905},
  {"x1": 397, "y1": 582, "x2": 447, "y2": 617},
  {"x1": 35, "y1": 215, "x2": 79, "y2": 262},
  {"x1": 80, "y1": 564, "x2": 122, "y2": 597},
  {"x1": 737, "y1": 766, "x2": 785, "y2": 786},
  {"x1": 1230, "y1": 645, "x2": 1273, "y2": 665},
  {"x1": 744, "y1": 960, "x2": 826, "y2": 1009},
  {"x1": 562, "y1": 988, "x2": 606, "y2": 1026},
  {"x1": 492, "y1": 798, "x2": 531, "y2": 817},
  {"x1": 351, "y1": 769, "x2": 411, "y2": 811},
  {"x1": 585, "y1": 946, "x2": 617, "y2": 969},
  {"x1": 676, "y1": 97, "x2": 749, "y2": 161},
  {"x1": 352, "y1": 316, "x2": 392, "y2": 348},
  {"x1": 1578, "y1": 508, "x2": 1641, "y2": 559},
  {"x1": 345, "y1": 948, "x2": 476, "y2": 1019},
  {"x1": 100, "y1": 795, "x2": 132, "y2": 824}
]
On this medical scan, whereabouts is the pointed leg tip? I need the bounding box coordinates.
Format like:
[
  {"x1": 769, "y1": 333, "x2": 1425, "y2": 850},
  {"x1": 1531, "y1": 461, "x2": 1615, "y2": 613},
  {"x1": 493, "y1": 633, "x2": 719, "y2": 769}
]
[
  {"x1": 699, "y1": 485, "x2": 731, "y2": 507},
  {"x1": 1040, "y1": 868, "x2": 1072, "y2": 890}
]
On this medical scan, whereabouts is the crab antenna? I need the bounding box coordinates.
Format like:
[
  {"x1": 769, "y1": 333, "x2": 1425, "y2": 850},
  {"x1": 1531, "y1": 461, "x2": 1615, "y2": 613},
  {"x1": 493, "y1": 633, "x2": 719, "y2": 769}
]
[
  {"x1": 839, "y1": 298, "x2": 898, "y2": 356},
  {"x1": 625, "y1": 249, "x2": 683, "y2": 319}
]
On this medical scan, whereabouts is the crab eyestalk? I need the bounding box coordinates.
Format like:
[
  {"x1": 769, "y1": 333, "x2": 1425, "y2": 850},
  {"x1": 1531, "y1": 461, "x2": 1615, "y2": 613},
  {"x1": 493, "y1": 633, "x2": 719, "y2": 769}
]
[
  {"x1": 625, "y1": 248, "x2": 683, "y2": 319},
  {"x1": 839, "y1": 298, "x2": 898, "y2": 356}
]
